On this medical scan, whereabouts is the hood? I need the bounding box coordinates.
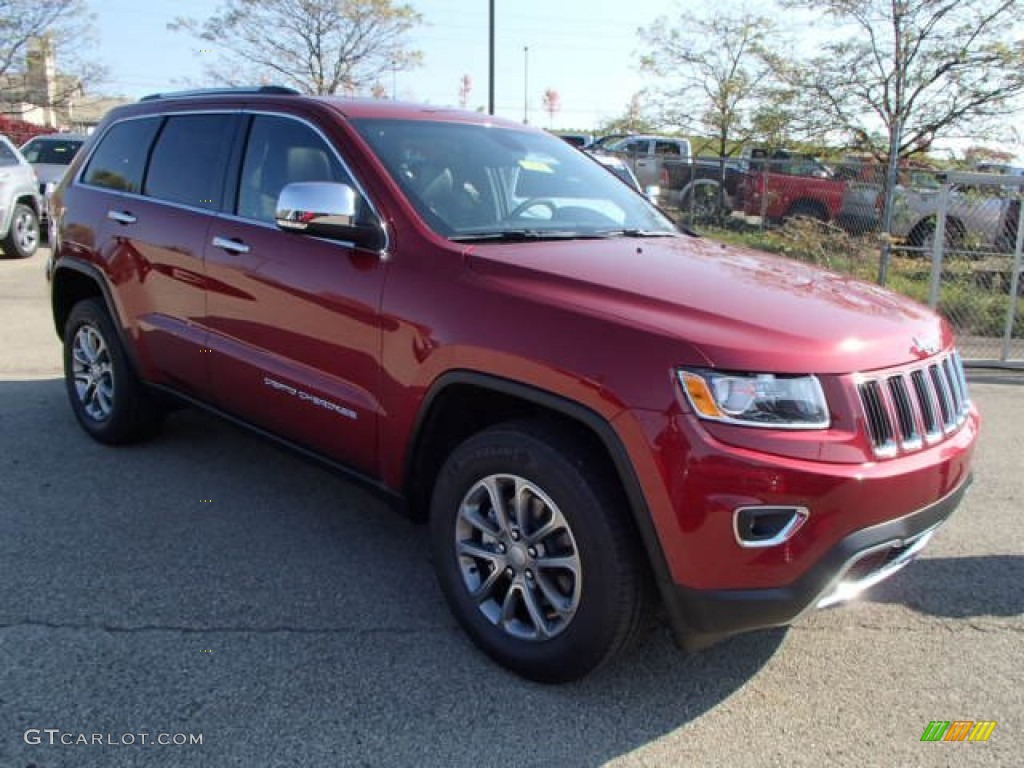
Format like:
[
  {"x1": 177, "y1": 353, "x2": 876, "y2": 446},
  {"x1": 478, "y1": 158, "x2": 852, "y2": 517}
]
[{"x1": 466, "y1": 235, "x2": 949, "y2": 374}]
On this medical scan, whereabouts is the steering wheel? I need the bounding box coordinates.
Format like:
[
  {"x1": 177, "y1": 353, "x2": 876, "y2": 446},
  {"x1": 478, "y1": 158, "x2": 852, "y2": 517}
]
[{"x1": 507, "y1": 198, "x2": 557, "y2": 220}]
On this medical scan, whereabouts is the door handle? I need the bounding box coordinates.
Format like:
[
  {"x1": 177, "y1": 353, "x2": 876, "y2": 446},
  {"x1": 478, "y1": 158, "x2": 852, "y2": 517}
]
[
  {"x1": 107, "y1": 210, "x2": 137, "y2": 225},
  {"x1": 212, "y1": 236, "x2": 250, "y2": 254}
]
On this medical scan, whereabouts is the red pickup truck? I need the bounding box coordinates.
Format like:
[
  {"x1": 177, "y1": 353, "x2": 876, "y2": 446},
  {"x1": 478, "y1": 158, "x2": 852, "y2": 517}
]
[{"x1": 738, "y1": 151, "x2": 865, "y2": 225}]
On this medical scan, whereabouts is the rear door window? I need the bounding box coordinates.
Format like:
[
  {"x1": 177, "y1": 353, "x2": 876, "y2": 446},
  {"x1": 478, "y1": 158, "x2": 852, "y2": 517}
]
[
  {"x1": 82, "y1": 118, "x2": 161, "y2": 193},
  {"x1": 144, "y1": 114, "x2": 237, "y2": 210}
]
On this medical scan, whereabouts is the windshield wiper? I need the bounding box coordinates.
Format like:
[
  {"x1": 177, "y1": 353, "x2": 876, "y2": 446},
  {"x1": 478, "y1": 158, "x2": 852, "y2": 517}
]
[
  {"x1": 449, "y1": 230, "x2": 611, "y2": 243},
  {"x1": 597, "y1": 228, "x2": 681, "y2": 238}
]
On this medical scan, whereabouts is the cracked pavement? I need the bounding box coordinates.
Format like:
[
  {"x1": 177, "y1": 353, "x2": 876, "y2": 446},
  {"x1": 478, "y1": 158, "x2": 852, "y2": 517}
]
[{"x1": 1, "y1": 252, "x2": 1021, "y2": 767}]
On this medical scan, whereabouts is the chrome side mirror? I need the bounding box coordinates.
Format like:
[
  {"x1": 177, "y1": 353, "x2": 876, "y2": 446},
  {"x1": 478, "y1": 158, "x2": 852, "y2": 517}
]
[{"x1": 275, "y1": 181, "x2": 385, "y2": 250}]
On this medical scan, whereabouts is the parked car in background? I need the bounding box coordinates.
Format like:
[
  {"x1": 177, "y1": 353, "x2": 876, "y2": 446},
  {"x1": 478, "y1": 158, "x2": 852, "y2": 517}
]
[
  {"x1": 602, "y1": 135, "x2": 692, "y2": 189},
  {"x1": 890, "y1": 170, "x2": 1020, "y2": 254},
  {"x1": 20, "y1": 133, "x2": 87, "y2": 214},
  {"x1": 603, "y1": 135, "x2": 743, "y2": 218},
  {"x1": 737, "y1": 148, "x2": 854, "y2": 226},
  {"x1": 552, "y1": 132, "x2": 593, "y2": 149},
  {"x1": 47, "y1": 88, "x2": 977, "y2": 683},
  {"x1": 587, "y1": 150, "x2": 643, "y2": 192},
  {"x1": 0, "y1": 134, "x2": 42, "y2": 258}
]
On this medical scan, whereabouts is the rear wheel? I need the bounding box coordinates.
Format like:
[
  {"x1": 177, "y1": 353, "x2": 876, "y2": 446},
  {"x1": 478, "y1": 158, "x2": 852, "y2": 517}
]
[
  {"x1": 681, "y1": 181, "x2": 725, "y2": 222},
  {"x1": 429, "y1": 420, "x2": 652, "y2": 683},
  {"x1": 1, "y1": 203, "x2": 40, "y2": 258},
  {"x1": 63, "y1": 298, "x2": 164, "y2": 444},
  {"x1": 784, "y1": 201, "x2": 828, "y2": 223},
  {"x1": 908, "y1": 218, "x2": 965, "y2": 254}
]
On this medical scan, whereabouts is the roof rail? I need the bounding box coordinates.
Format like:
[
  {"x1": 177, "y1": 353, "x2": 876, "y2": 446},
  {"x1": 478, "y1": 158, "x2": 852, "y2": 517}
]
[{"x1": 139, "y1": 85, "x2": 301, "y2": 102}]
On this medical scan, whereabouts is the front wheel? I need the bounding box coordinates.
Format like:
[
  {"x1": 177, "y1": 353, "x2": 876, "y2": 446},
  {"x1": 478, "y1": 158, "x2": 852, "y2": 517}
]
[
  {"x1": 1, "y1": 203, "x2": 40, "y2": 258},
  {"x1": 429, "y1": 421, "x2": 652, "y2": 682}
]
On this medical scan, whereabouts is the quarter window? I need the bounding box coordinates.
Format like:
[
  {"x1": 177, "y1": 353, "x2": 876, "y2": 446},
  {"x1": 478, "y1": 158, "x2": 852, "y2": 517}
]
[
  {"x1": 82, "y1": 118, "x2": 160, "y2": 193},
  {"x1": 144, "y1": 114, "x2": 236, "y2": 209}
]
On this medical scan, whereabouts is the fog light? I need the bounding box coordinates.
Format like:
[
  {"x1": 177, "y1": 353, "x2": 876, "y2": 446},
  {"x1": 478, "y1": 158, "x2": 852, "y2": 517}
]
[{"x1": 733, "y1": 506, "x2": 808, "y2": 548}]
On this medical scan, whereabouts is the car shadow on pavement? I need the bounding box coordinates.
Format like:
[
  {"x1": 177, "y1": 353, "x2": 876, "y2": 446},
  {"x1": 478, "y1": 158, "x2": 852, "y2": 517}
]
[
  {"x1": 865, "y1": 554, "x2": 1024, "y2": 619},
  {"x1": 1, "y1": 378, "x2": 785, "y2": 768}
]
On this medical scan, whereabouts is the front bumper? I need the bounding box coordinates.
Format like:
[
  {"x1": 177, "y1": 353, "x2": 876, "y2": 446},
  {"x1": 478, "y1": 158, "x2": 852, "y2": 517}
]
[{"x1": 667, "y1": 475, "x2": 970, "y2": 650}]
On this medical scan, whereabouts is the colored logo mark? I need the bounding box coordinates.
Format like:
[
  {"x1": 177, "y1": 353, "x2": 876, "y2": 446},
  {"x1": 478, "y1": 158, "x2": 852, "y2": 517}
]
[{"x1": 920, "y1": 720, "x2": 996, "y2": 742}]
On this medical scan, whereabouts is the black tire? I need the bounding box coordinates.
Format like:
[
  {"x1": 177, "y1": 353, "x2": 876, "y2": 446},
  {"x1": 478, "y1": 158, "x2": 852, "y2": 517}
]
[
  {"x1": 429, "y1": 420, "x2": 652, "y2": 683},
  {"x1": 681, "y1": 181, "x2": 725, "y2": 222},
  {"x1": 784, "y1": 201, "x2": 828, "y2": 223},
  {"x1": 908, "y1": 218, "x2": 965, "y2": 252},
  {"x1": 63, "y1": 298, "x2": 164, "y2": 444},
  {"x1": 1, "y1": 202, "x2": 40, "y2": 258}
]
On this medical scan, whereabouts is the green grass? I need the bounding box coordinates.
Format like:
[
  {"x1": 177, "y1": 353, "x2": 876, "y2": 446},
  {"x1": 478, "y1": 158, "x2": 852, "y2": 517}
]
[{"x1": 699, "y1": 219, "x2": 1024, "y2": 338}]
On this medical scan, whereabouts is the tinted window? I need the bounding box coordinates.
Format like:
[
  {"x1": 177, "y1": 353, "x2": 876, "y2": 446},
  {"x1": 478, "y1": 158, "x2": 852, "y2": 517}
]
[
  {"x1": 22, "y1": 138, "x2": 84, "y2": 165},
  {"x1": 0, "y1": 139, "x2": 18, "y2": 167},
  {"x1": 82, "y1": 118, "x2": 160, "y2": 193},
  {"x1": 145, "y1": 114, "x2": 235, "y2": 210},
  {"x1": 237, "y1": 115, "x2": 352, "y2": 223}
]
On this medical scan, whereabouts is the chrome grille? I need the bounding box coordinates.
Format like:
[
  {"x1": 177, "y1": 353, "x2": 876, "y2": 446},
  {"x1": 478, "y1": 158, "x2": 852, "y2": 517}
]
[{"x1": 857, "y1": 351, "x2": 970, "y2": 458}]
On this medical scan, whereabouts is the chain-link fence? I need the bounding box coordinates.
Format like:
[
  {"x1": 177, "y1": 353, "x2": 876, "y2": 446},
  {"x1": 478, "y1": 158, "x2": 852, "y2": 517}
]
[{"x1": 610, "y1": 152, "x2": 1024, "y2": 369}]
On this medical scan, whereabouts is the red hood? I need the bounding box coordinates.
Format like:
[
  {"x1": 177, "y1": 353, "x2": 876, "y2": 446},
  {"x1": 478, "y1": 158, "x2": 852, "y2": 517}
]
[{"x1": 466, "y1": 235, "x2": 950, "y2": 374}]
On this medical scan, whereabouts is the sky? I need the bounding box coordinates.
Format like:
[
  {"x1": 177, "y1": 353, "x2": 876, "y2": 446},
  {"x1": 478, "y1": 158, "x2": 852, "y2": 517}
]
[
  {"x1": 91, "y1": 0, "x2": 691, "y2": 130},
  {"x1": 83, "y1": 0, "x2": 1023, "y2": 159}
]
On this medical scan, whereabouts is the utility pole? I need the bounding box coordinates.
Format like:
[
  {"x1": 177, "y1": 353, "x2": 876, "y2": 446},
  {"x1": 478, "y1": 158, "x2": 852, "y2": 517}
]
[
  {"x1": 523, "y1": 46, "x2": 529, "y2": 124},
  {"x1": 488, "y1": 0, "x2": 495, "y2": 115}
]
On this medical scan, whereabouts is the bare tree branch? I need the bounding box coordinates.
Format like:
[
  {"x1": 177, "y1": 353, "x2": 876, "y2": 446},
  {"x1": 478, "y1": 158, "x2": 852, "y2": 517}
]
[
  {"x1": 639, "y1": 10, "x2": 781, "y2": 156},
  {"x1": 169, "y1": 0, "x2": 423, "y2": 96}
]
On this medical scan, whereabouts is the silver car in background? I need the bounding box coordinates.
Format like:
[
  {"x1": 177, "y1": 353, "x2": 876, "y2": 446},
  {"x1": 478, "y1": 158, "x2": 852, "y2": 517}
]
[
  {"x1": 19, "y1": 134, "x2": 87, "y2": 217},
  {"x1": 0, "y1": 135, "x2": 42, "y2": 258}
]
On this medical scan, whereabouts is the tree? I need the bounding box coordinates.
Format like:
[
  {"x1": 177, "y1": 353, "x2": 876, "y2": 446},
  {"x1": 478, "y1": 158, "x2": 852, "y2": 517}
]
[
  {"x1": 639, "y1": 10, "x2": 779, "y2": 158},
  {"x1": 541, "y1": 88, "x2": 560, "y2": 127},
  {"x1": 771, "y1": 0, "x2": 1024, "y2": 281},
  {"x1": 170, "y1": 0, "x2": 423, "y2": 96},
  {"x1": 0, "y1": 0, "x2": 105, "y2": 121},
  {"x1": 773, "y1": 0, "x2": 1024, "y2": 162},
  {"x1": 597, "y1": 93, "x2": 659, "y2": 136}
]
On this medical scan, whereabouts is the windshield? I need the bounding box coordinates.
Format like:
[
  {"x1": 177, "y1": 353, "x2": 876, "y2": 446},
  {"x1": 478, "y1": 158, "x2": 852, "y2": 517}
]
[
  {"x1": 352, "y1": 119, "x2": 677, "y2": 240},
  {"x1": 21, "y1": 137, "x2": 84, "y2": 165}
]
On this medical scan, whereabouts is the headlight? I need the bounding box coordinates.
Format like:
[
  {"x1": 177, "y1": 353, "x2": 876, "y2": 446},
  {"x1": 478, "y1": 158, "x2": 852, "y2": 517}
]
[{"x1": 677, "y1": 369, "x2": 830, "y2": 429}]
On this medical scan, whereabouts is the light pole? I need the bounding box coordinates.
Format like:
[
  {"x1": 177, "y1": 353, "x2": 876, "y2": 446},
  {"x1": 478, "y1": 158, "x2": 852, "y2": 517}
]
[
  {"x1": 523, "y1": 46, "x2": 529, "y2": 124},
  {"x1": 488, "y1": 0, "x2": 495, "y2": 115}
]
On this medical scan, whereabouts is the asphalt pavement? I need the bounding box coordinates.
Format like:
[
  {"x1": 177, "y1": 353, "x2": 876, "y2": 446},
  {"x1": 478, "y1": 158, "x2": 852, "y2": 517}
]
[{"x1": 1, "y1": 251, "x2": 1021, "y2": 767}]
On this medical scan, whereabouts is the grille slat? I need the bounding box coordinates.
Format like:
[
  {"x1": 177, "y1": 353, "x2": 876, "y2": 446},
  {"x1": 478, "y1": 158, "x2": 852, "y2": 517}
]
[{"x1": 858, "y1": 351, "x2": 969, "y2": 458}]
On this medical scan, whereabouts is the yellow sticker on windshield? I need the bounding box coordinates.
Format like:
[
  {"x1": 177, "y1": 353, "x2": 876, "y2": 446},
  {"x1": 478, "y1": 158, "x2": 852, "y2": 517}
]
[{"x1": 518, "y1": 159, "x2": 553, "y2": 173}]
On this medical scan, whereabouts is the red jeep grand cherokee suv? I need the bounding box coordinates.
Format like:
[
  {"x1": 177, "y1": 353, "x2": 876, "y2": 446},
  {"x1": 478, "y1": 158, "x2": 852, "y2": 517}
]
[{"x1": 46, "y1": 88, "x2": 977, "y2": 682}]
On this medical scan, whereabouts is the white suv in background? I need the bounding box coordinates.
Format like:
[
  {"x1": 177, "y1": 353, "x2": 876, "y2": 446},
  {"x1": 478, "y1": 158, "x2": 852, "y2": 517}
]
[{"x1": 0, "y1": 135, "x2": 42, "y2": 258}]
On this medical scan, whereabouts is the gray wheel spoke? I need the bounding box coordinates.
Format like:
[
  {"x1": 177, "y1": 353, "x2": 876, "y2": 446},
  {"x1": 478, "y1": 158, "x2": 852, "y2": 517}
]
[
  {"x1": 512, "y1": 478, "x2": 531, "y2": 532},
  {"x1": 525, "y1": 512, "x2": 562, "y2": 546},
  {"x1": 534, "y1": 571, "x2": 572, "y2": 616},
  {"x1": 470, "y1": 565, "x2": 503, "y2": 602},
  {"x1": 520, "y1": 581, "x2": 551, "y2": 638},
  {"x1": 500, "y1": 584, "x2": 520, "y2": 627},
  {"x1": 536, "y1": 555, "x2": 580, "y2": 579},
  {"x1": 458, "y1": 539, "x2": 503, "y2": 564},
  {"x1": 482, "y1": 476, "x2": 511, "y2": 533},
  {"x1": 460, "y1": 505, "x2": 500, "y2": 538}
]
